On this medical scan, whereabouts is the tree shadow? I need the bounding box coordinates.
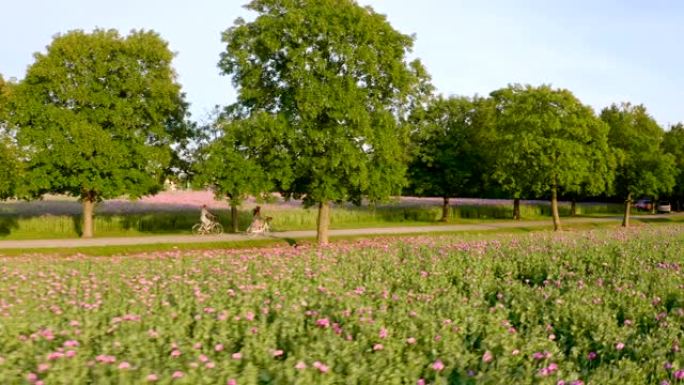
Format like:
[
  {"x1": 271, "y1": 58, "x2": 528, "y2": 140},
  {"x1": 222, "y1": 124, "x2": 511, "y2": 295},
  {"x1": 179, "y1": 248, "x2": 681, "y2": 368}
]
[
  {"x1": 71, "y1": 215, "x2": 83, "y2": 237},
  {"x1": 0, "y1": 216, "x2": 19, "y2": 237}
]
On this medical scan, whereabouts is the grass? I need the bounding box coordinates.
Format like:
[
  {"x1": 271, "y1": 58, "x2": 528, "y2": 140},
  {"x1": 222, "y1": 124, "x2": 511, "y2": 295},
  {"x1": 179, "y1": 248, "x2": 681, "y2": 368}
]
[
  {"x1": 1, "y1": 214, "x2": 680, "y2": 257},
  {"x1": 0, "y1": 201, "x2": 626, "y2": 240}
]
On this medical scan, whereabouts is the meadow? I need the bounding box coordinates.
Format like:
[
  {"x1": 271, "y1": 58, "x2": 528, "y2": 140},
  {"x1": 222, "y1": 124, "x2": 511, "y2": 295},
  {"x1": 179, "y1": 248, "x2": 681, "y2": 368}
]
[
  {"x1": 0, "y1": 225, "x2": 682, "y2": 384},
  {"x1": 0, "y1": 191, "x2": 624, "y2": 239}
]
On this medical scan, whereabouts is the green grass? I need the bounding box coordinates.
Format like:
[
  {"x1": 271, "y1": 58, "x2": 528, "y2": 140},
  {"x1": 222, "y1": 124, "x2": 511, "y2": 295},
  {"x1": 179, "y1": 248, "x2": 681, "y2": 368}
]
[
  {"x1": 0, "y1": 201, "x2": 626, "y2": 240},
  {"x1": 1, "y1": 214, "x2": 679, "y2": 257}
]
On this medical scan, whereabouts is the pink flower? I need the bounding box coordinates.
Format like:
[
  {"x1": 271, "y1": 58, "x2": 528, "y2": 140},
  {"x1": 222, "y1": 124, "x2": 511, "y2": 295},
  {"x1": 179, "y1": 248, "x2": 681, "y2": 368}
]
[
  {"x1": 482, "y1": 350, "x2": 493, "y2": 363},
  {"x1": 272, "y1": 349, "x2": 284, "y2": 357},
  {"x1": 373, "y1": 344, "x2": 384, "y2": 351},
  {"x1": 63, "y1": 340, "x2": 79, "y2": 348},
  {"x1": 313, "y1": 361, "x2": 330, "y2": 373},
  {"x1": 27, "y1": 373, "x2": 38, "y2": 382},
  {"x1": 146, "y1": 374, "x2": 158, "y2": 382},
  {"x1": 199, "y1": 354, "x2": 209, "y2": 362},
  {"x1": 205, "y1": 362, "x2": 215, "y2": 369},
  {"x1": 65, "y1": 350, "x2": 77, "y2": 358},
  {"x1": 616, "y1": 342, "x2": 625, "y2": 350},
  {"x1": 316, "y1": 318, "x2": 330, "y2": 328},
  {"x1": 407, "y1": 337, "x2": 417, "y2": 344},
  {"x1": 227, "y1": 380, "x2": 238, "y2": 385},
  {"x1": 118, "y1": 362, "x2": 131, "y2": 370},
  {"x1": 675, "y1": 370, "x2": 684, "y2": 380},
  {"x1": 232, "y1": 352, "x2": 242, "y2": 360},
  {"x1": 37, "y1": 363, "x2": 50, "y2": 372},
  {"x1": 379, "y1": 328, "x2": 388, "y2": 339},
  {"x1": 295, "y1": 361, "x2": 307, "y2": 370},
  {"x1": 417, "y1": 379, "x2": 426, "y2": 385},
  {"x1": 170, "y1": 349, "x2": 181, "y2": 357},
  {"x1": 215, "y1": 344, "x2": 224, "y2": 352},
  {"x1": 432, "y1": 360, "x2": 445, "y2": 371},
  {"x1": 172, "y1": 371, "x2": 184, "y2": 379}
]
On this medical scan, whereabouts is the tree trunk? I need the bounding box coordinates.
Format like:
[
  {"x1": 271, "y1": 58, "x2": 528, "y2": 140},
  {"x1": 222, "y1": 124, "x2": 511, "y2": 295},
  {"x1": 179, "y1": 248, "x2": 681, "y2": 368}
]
[
  {"x1": 82, "y1": 193, "x2": 96, "y2": 238},
  {"x1": 317, "y1": 201, "x2": 330, "y2": 245},
  {"x1": 513, "y1": 198, "x2": 521, "y2": 220},
  {"x1": 622, "y1": 193, "x2": 632, "y2": 227},
  {"x1": 677, "y1": 199, "x2": 681, "y2": 212},
  {"x1": 570, "y1": 198, "x2": 577, "y2": 217},
  {"x1": 441, "y1": 197, "x2": 450, "y2": 222},
  {"x1": 230, "y1": 203, "x2": 239, "y2": 233},
  {"x1": 551, "y1": 184, "x2": 561, "y2": 231}
]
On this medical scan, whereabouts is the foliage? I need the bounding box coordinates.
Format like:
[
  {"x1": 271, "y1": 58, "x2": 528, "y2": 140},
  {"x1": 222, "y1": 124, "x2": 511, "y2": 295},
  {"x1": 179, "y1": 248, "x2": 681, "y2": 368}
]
[
  {"x1": 0, "y1": 227, "x2": 682, "y2": 384},
  {"x1": 7, "y1": 29, "x2": 189, "y2": 235},
  {"x1": 600, "y1": 103, "x2": 677, "y2": 217},
  {"x1": 219, "y1": 0, "x2": 428, "y2": 242},
  {"x1": 192, "y1": 118, "x2": 274, "y2": 206},
  {"x1": 663, "y1": 123, "x2": 684, "y2": 202},
  {"x1": 489, "y1": 84, "x2": 614, "y2": 229},
  {"x1": 407, "y1": 96, "x2": 494, "y2": 200},
  {"x1": 0, "y1": 75, "x2": 21, "y2": 199}
]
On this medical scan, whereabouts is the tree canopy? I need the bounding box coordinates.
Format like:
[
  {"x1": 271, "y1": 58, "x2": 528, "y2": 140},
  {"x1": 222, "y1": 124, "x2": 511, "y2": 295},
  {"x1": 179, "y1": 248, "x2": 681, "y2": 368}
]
[
  {"x1": 600, "y1": 103, "x2": 677, "y2": 226},
  {"x1": 663, "y1": 123, "x2": 684, "y2": 210},
  {"x1": 407, "y1": 95, "x2": 493, "y2": 221},
  {"x1": 192, "y1": 114, "x2": 276, "y2": 232},
  {"x1": 219, "y1": 0, "x2": 427, "y2": 244},
  {"x1": 8, "y1": 29, "x2": 189, "y2": 237},
  {"x1": 490, "y1": 84, "x2": 614, "y2": 230}
]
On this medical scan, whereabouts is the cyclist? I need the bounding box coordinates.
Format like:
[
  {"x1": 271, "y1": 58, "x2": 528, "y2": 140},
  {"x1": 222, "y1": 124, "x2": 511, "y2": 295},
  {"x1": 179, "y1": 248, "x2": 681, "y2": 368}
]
[{"x1": 200, "y1": 204, "x2": 216, "y2": 231}]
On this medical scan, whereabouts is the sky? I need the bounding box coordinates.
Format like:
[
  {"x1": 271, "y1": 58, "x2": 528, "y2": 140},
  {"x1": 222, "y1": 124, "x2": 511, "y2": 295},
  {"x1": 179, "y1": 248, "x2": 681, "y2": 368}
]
[{"x1": 1, "y1": 0, "x2": 683, "y2": 127}]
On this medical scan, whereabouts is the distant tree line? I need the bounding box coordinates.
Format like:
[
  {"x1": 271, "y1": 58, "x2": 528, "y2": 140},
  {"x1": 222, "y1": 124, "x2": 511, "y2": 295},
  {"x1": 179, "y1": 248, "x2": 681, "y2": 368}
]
[{"x1": 0, "y1": 0, "x2": 681, "y2": 243}]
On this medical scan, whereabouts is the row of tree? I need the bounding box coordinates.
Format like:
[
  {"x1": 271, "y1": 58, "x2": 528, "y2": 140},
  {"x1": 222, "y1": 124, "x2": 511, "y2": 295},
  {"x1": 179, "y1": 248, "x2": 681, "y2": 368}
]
[{"x1": 0, "y1": 0, "x2": 682, "y2": 244}]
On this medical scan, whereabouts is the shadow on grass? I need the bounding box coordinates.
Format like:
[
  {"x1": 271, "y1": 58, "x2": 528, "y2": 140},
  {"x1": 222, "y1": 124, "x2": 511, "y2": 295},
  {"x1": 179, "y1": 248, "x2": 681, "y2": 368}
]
[{"x1": 0, "y1": 216, "x2": 19, "y2": 237}]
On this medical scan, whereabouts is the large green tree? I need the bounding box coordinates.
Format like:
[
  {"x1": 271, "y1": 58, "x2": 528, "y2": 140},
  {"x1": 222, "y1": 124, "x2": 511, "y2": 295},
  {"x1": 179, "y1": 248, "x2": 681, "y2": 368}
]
[
  {"x1": 0, "y1": 75, "x2": 21, "y2": 200},
  {"x1": 407, "y1": 95, "x2": 494, "y2": 221},
  {"x1": 8, "y1": 29, "x2": 189, "y2": 237},
  {"x1": 192, "y1": 114, "x2": 277, "y2": 232},
  {"x1": 220, "y1": 0, "x2": 427, "y2": 244},
  {"x1": 663, "y1": 123, "x2": 684, "y2": 211},
  {"x1": 490, "y1": 84, "x2": 614, "y2": 230},
  {"x1": 601, "y1": 103, "x2": 677, "y2": 226}
]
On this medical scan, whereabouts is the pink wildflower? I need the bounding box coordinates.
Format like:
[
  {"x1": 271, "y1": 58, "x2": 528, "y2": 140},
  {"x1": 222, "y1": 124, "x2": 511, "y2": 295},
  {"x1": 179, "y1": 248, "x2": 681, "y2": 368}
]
[
  {"x1": 172, "y1": 371, "x2": 184, "y2": 379},
  {"x1": 373, "y1": 343, "x2": 384, "y2": 351},
  {"x1": 313, "y1": 361, "x2": 330, "y2": 373},
  {"x1": 432, "y1": 360, "x2": 445, "y2": 371},
  {"x1": 232, "y1": 352, "x2": 242, "y2": 360},
  {"x1": 295, "y1": 361, "x2": 307, "y2": 370},
  {"x1": 146, "y1": 374, "x2": 158, "y2": 382},
  {"x1": 118, "y1": 362, "x2": 131, "y2": 370}
]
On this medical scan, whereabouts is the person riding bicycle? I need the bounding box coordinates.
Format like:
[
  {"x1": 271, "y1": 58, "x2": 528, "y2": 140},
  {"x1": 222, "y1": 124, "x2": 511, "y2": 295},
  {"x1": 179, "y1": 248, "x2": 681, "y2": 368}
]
[
  {"x1": 200, "y1": 204, "x2": 216, "y2": 231},
  {"x1": 247, "y1": 206, "x2": 270, "y2": 233}
]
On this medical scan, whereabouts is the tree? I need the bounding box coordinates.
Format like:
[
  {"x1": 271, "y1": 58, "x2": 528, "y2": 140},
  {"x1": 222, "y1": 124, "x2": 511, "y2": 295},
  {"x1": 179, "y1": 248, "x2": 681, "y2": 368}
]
[
  {"x1": 8, "y1": 29, "x2": 189, "y2": 237},
  {"x1": 663, "y1": 123, "x2": 684, "y2": 211},
  {"x1": 0, "y1": 75, "x2": 21, "y2": 200},
  {"x1": 220, "y1": 0, "x2": 427, "y2": 244},
  {"x1": 407, "y1": 95, "x2": 493, "y2": 221},
  {"x1": 490, "y1": 84, "x2": 614, "y2": 231},
  {"x1": 192, "y1": 114, "x2": 276, "y2": 233},
  {"x1": 600, "y1": 103, "x2": 677, "y2": 226}
]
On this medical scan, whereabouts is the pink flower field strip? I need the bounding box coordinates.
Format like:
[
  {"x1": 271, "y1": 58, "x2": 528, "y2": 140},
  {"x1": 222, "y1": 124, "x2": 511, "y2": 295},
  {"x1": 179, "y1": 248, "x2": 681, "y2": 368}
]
[{"x1": 0, "y1": 226, "x2": 682, "y2": 384}]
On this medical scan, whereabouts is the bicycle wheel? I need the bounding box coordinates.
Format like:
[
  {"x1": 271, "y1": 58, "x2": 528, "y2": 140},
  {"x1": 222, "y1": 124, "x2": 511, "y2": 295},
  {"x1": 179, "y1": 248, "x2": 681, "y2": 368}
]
[
  {"x1": 191, "y1": 223, "x2": 203, "y2": 235},
  {"x1": 211, "y1": 223, "x2": 224, "y2": 235}
]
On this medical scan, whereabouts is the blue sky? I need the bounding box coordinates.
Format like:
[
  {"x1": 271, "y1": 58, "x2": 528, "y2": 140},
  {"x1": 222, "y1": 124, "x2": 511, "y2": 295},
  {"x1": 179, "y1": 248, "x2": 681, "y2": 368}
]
[{"x1": 1, "y1": 0, "x2": 682, "y2": 127}]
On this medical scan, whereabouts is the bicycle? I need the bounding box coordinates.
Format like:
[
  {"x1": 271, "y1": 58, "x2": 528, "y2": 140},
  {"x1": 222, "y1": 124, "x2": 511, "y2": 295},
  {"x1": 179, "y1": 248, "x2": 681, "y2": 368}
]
[
  {"x1": 192, "y1": 220, "x2": 224, "y2": 235},
  {"x1": 245, "y1": 216, "x2": 272, "y2": 236}
]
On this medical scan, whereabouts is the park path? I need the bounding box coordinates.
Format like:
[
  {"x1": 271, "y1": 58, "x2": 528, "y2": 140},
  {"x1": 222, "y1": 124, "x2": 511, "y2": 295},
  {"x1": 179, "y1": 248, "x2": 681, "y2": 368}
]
[{"x1": 0, "y1": 216, "x2": 644, "y2": 250}]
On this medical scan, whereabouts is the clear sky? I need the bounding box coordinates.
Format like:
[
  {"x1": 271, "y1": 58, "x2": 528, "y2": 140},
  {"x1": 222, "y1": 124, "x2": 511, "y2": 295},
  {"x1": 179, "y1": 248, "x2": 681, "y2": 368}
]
[{"x1": 1, "y1": 0, "x2": 682, "y2": 127}]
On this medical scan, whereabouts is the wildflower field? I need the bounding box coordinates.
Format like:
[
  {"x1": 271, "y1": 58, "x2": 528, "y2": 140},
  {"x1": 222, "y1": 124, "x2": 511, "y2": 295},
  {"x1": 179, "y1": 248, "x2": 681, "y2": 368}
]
[{"x1": 0, "y1": 226, "x2": 682, "y2": 384}]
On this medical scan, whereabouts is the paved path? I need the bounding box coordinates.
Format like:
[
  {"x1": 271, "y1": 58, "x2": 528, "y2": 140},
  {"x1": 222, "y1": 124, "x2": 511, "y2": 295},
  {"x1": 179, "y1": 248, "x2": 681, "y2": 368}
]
[{"x1": 0, "y1": 216, "x2": 650, "y2": 250}]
